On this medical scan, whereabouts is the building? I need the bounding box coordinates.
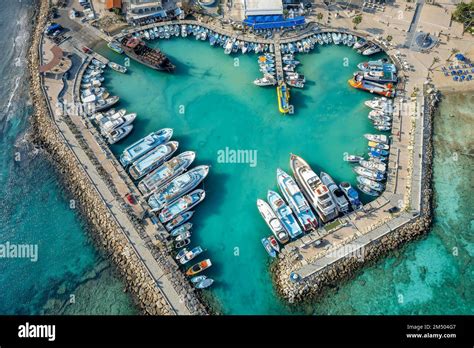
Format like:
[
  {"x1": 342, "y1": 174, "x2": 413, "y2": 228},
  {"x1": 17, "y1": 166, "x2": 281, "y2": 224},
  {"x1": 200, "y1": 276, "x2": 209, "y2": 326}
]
[
  {"x1": 244, "y1": 0, "x2": 283, "y2": 17},
  {"x1": 105, "y1": 0, "x2": 122, "y2": 11},
  {"x1": 242, "y1": 0, "x2": 305, "y2": 29}
]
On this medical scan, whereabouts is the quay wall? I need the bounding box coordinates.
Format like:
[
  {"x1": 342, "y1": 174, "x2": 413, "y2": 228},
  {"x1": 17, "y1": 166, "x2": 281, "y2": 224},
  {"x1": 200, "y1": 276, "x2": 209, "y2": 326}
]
[
  {"x1": 272, "y1": 90, "x2": 438, "y2": 303},
  {"x1": 28, "y1": 0, "x2": 176, "y2": 315}
]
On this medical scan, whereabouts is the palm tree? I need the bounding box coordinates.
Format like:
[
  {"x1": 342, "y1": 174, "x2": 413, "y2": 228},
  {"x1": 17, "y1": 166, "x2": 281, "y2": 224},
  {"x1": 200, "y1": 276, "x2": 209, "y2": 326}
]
[
  {"x1": 317, "y1": 13, "x2": 324, "y2": 23},
  {"x1": 429, "y1": 56, "x2": 440, "y2": 71},
  {"x1": 352, "y1": 14, "x2": 362, "y2": 29},
  {"x1": 447, "y1": 48, "x2": 459, "y2": 62}
]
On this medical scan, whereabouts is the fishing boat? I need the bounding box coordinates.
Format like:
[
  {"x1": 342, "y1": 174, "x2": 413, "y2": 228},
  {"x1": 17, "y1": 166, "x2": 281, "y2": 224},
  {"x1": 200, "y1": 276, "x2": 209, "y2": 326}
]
[
  {"x1": 320, "y1": 172, "x2": 350, "y2": 214},
  {"x1": 179, "y1": 246, "x2": 204, "y2": 265},
  {"x1": 339, "y1": 182, "x2": 362, "y2": 210},
  {"x1": 345, "y1": 154, "x2": 365, "y2": 163},
  {"x1": 138, "y1": 151, "x2": 195, "y2": 195},
  {"x1": 159, "y1": 189, "x2": 205, "y2": 223},
  {"x1": 277, "y1": 82, "x2": 291, "y2": 114},
  {"x1": 119, "y1": 128, "x2": 173, "y2": 167},
  {"x1": 257, "y1": 199, "x2": 290, "y2": 244},
  {"x1": 254, "y1": 75, "x2": 277, "y2": 87},
  {"x1": 175, "y1": 238, "x2": 191, "y2": 249},
  {"x1": 357, "y1": 184, "x2": 380, "y2": 196},
  {"x1": 267, "y1": 190, "x2": 302, "y2": 239},
  {"x1": 186, "y1": 259, "x2": 212, "y2": 276},
  {"x1": 175, "y1": 231, "x2": 191, "y2": 242},
  {"x1": 170, "y1": 222, "x2": 192, "y2": 237},
  {"x1": 166, "y1": 211, "x2": 194, "y2": 231},
  {"x1": 148, "y1": 166, "x2": 210, "y2": 211},
  {"x1": 120, "y1": 35, "x2": 175, "y2": 72},
  {"x1": 357, "y1": 176, "x2": 385, "y2": 192},
  {"x1": 107, "y1": 41, "x2": 123, "y2": 54},
  {"x1": 261, "y1": 238, "x2": 276, "y2": 258},
  {"x1": 107, "y1": 125, "x2": 133, "y2": 144},
  {"x1": 287, "y1": 80, "x2": 305, "y2": 88},
  {"x1": 190, "y1": 275, "x2": 206, "y2": 284},
  {"x1": 368, "y1": 141, "x2": 390, "y2": 150},
  {"x1": 290, "y1": 154, "x2": 338, "y2": 223},
  {"x1": 353, "y1": 166, "x2": 385, "y2": 181},
  {"x1": 108, "y1": 62, "x2": 127, "y2": 74},
  {"x1": 195, "y1": 278, "x2": 214, "y2": 289},
  {"x1": 268, "y1": 236, "x2": 280, "y2": 253},
  {"x1": 128, "y1": 141, "x2": 179, "y2": 180},
  {"x1": 359, "y1": 159, "x2": 387, "y2": 172},
  {"x1": 364, "y1": 133, "x2": 389, "y2": 144},
  {"x1": 277, "y1": 168, "x2": 318, "y2": 231},
  {"x1": 368, "y1": 147, "x2": 389, "y2": 156},
  {"x1": 348, "y1": 73, "x2": 395, "y2": 98},
  {"x1": 364, "y1": 96, "x2": 392, "y2": 110}
]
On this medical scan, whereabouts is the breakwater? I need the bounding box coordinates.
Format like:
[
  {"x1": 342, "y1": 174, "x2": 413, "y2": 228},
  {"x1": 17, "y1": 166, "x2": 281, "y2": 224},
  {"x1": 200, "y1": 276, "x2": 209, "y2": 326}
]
[
  {"x1": 272, "y1": 89, "x2": 438, "y2": 303},
  {"x1": 27, "y1": 0, "x2": 197, "y2": 315}
]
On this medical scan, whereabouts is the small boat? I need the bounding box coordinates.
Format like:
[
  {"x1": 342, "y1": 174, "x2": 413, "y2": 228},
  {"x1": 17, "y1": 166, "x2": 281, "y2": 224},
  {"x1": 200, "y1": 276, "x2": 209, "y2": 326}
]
[
  {"x1": 368, "y1": 147, "x2": 389, "y2": 156},
  {"x1": 190, "y1": 275, "x2": 207, "y2": 284},
  {"x1": 261, "y1": 237, "x2": 276, "y2": 258},
  {"x1": 108, "y1": 62, "x2": 127, "y2": 73},
  {"x1": 357, "y1": 184, "x2": 380, "y2": 197},
  {"x1": 359, "y1": 159, "x2": 387, "y2": 172},
  {"x1": 186, "y1": 259, "x2": 212, "y2": 276},
  {"x1": 357, "y1": 176, "x2": 385, "y2": 192},
  {"x1": 353, "y1": 166, "x2": 385, "y2": 181},
  {"x1": 364, "y1": 96, "x2": 392, "y2": 110},
  {"x1": 345, "y1": 154, "x2": 364, "y2": 163},
  {"x1": 166, "y1": 211, "x2": 194, "y2": 231},
  {"x1": 175, "y1": 248, "x2": 188, "y2": 260},
  {"x1": 128, "y1": 141, "x2": 179, "y2": 180},
  {"x1": 374, "y1": 125, "x2": 392, "y2": 131},
  {"x1": 268, "y1": 235, "x2": 280, "y2": 253},
  {"x1": 349, "y1": 73, "x2": 395, "y2": 98},
  {"x1": 159, "y1": 189, "x2": 206, "y2": 223},
  {"x1": 369, "y1": 150, "x2": 388, "y2": 161},
  {"x1": 107, "y1": 125, "x2": 133, "y2": 144},
  {"x1": 120, "y1": 128, "x2": 173, "y2": 167},
  {"x1": 267, "y1": 190, "x2": 302, "y2": 239},
  {"x1": 101, "y1": 113, "x2": 136, "y2": 133},
  {"x1": 257, "y1": 199, "x2": 289, "y2": 244},
  {"x1": 179, "y1": 246, "x2": 204, "y2": 265},
  {"x1": 195, "y1": 278, "x2": 214, "y2": 289},
  {"x1": 254, "y1": 75, "x2": 276, "y2": 87},
  {"x1": 362, "y1": 44, "x2": 382, "y2": 56},
  {"x1": 107, "y1": 41, "x2": 123, "y2": 54},
  {"x1": 277, "y1": 82, "x2": 291, "y2": 114},
  {"x1": 320, "y1": 172, "x2": 350, "y2": 214},
  {"x1": 339, "y1": 182, "x2": 362, "y2": 210},
  {"x1": 170, "y1": 222, "x2": 192, "y2": 237},
  {"x1": 174, "y1": 238, "x2": 191, "y2": 249},
  {"x1": 353, "y1": 37, "x2": 367, "y2": 50},
  {"x1": 364, "y1": 134, "x2": 389, "y2": 144},
  {"x1": 175, "y1": 231, "x2": 191, "y2": 242}
]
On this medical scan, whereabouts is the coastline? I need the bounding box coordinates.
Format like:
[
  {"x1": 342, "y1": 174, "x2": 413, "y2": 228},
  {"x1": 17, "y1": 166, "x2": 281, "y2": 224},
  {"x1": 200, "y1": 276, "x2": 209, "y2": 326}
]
[{"x1": 27, "y1": 0, "x2": 181, "y2": 315}]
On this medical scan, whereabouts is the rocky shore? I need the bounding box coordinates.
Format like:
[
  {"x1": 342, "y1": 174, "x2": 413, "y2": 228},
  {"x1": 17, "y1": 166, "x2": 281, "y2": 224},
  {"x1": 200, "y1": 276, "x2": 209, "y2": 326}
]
[
  {"x1": 273, "y1": 90, "x2": 438, "y2": 304},
  {"x1": 27, "y1": 0, "x2": 181, "y2": 315}
]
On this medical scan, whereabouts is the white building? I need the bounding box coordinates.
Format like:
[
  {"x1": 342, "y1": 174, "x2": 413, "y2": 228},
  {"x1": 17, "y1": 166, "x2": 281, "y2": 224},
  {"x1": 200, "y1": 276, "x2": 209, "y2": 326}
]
[{"x1": 244, "y1": 0, "x2": 283, "y2": 16}]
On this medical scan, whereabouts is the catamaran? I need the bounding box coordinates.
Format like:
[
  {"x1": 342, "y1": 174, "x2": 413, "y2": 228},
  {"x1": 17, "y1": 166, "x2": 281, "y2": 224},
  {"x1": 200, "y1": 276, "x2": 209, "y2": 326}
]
[
  {"x1": 128, "y1": 141, "x2": 179, "y2": 180},
  {"x1": 120, "y1": 128, "x2": 173, "y2": 167},
  {"x1": 257, "y1": 199, "x2": 290, "y2": 244},
  {"x1": 277, "y1": 168, "x2": 318, "y2": 232},
  {"x1": 290, "y1": 154, "x2": 338, "y2": 223}
]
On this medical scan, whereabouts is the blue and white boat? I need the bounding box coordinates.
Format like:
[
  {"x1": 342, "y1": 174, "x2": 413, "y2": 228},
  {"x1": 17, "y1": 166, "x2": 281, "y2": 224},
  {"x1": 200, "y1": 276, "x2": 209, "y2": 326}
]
[
  {"x1": 119, "y1": 128, "x2": 173, "y2": 167},
  {"x1": 353, "y1": 166, "x2": 385, "y2": 182},
  {"x1": 339, "y1": 182, "x2": 362, "y2": 210},
  {"x1": 170, "y1": 222, "x2": 192, "y2": 237},
  {"x1": 256, "y1": 199, "x2": 289, "y2": 244},
  {"x1": 148, "y1": 165, "x2": 210, "y2": 211},
  {"x1": 138, "y1": 151, "x2": 196, "y2": 195},
  {"x1": 129, "y1": 141, "x2": 179, "y2": 180},
  {"x1": 195, "y1": 278, "x2": 214, "y2": 289},
  {"x1": 368, "y1": 147, "x2": 389, "y2": 157},
  {"x1": 276, "y1": 169, "x2": 318, "y2": 232},
  {"x1": 320, "y1": 172, "x2": 350, "y2": 214},
  {"x1": 179, "y1": 246, "x2": 204, "y2": 265},
  {"x1": 159, "y1": 189, "x2": 206, "y2": 223},
  {"x1": 357, "y1": 176, "x2": 385, "y2": 192},
  {"x1": 165, "y1": 211, "x2": 194, "y2": 231},
  {"x1": 261, "y1": 237, "x2": 276, "y2": 258},
  {"x1": 267, "y1": 190, "x2": 302, "y2": 239}
]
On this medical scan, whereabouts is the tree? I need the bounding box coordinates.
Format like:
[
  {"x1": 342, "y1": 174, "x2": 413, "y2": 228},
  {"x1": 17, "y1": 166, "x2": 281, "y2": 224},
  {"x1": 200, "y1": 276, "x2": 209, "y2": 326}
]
[
  {"x1": 352, "y1": 14, "x2": 362, "y2": 29},
  {"x1": 386, "y1": 35, "x2": 393, "y2": 42},
  {"x1": 447, "y1": 48, "x2": 459, "y2": 61},
  {"x1": 452, "y1": 1, "x2": 474, "y2": 33},
  {"x1": 429, "y1": 56, "x2": 440, "y2": 71},
  {"x1": 317, "y1": 13, "x2": 324, "y2": 22}
]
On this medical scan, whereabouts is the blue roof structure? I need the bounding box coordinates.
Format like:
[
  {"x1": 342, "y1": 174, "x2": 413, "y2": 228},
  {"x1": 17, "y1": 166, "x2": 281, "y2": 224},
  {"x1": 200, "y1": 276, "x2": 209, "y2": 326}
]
[
  {"x1": 243, "y1": 15, "x2": 305, "y2": 29},
  {"x1": 455, "y1": 53, "x2": 466, "y2": 61}
]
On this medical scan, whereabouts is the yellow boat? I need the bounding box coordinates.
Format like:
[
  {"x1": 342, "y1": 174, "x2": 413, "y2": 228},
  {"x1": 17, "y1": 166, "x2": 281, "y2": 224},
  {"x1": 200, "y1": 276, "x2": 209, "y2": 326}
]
[{"x1": 277, "y1": 82, "x2": 291, "y2": 114}]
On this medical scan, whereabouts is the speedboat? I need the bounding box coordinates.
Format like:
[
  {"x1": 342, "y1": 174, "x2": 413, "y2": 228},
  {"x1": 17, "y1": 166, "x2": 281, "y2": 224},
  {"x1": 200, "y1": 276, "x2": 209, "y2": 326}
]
[
  {"x1": 120, "y1": 128, "x2": 173, "y2": 167},
  {"x1": 175, "y1": 231, "x2": 191, "y2": 242},
  {"x1": 353, "y1": 166, "x2": 385, "y2": 181},
  {"x1": 367, "y1": 141, "x2": 390, "y2": 150},
  {"x1": 148, "y1": 166, "x2": 210, "y2": 211},
  {"x1": 257, "y1": 199, "x2": 290, "y2": 244},
  {"x1": 174, "y1": 238, "x2": 191, "y2": 249},
  {"x1": 170, "y1": 222, "x2": 192, "y2": 237},
  {"x1": 339, "y1": 182, "x2": 362, "y2": 210},
  {"x1": 268, "y1": 236, "x2": 280, "y2": 253},
  {"x1": 175, "y1": 247, "x2": 189, "y2": 260},
  {"x1": 179, "y1": 246, "x2": 204, "y2": 265},
  {"x1": 320, "y1": 172, "x2": 350, "y2": 214},
  {"x1": 358, "y1": 59, "x2": 397, "y2": 74},
  {"x1": 261, "y1": 238, "x2": 276, "y2": 258},
  {"x1": 290, "y1": 154, "x2": 338, "y2": 223},
  {"x1": 359, "y1": 159, "x2": 387, "y2": 172},
  {"x1": 364, "y1": 133, "x2": 389, "y2": 144},
  {"x1": 128, "y1": 141, "x2": 179, "y2": 180},
  {"x1": 369, "y1": 150, "x2": 388, "y2": 161},
  {"x1": 345, "y1": 154, "x2": 365, "y2": 163},
  {"x1": 101, "y1": 113, "x2": 136, "y2": 134},
  {"x1": 368, "y1": 147, "x2": 389, "y2": 156},
  {"x1": 190, "y1": 275, "x2": 207, "y2": 284},
  {"x1": 138, "y1": 151, "x2": 195, "y2": 195},
  {"x1": 267, "y1": 190, "x2": 302, "y2": 239},
  {"x1": 277, "y1": 168, "x2": 318, "y2": 232},
  {"x1": 353, "y1": 37, "x2": 367, "y2": 49},
  {"x1": 107, "y1": 125, "x2": 133, "y2": 144},
  {"x1": 166, "y1": 211, "x2": 194, "y2": 231},
  {"x1": 159, "y1": 189, "x2": 205, "y2": 223},
  {"x1": 362, "y1": 44, "x2": 382, "y2": 56},
  {"x1": 254, "y1": 75, "x2": 276, "y2": 87},
  {"x1": 357, "y1": 176, "x2": 385, "y2": 192},
  {"x1": 108, "y1": 62, "x2": 127, "y2": 73},
  {"x1": 195, "y1": 278, "x2": 214, "y2": 289},
  {"x1": 357, "y1": 184, "x2": 380, "y2": 197},
  {"x1": 186, "y1": 259, "x2": 212, "y2": 276}
]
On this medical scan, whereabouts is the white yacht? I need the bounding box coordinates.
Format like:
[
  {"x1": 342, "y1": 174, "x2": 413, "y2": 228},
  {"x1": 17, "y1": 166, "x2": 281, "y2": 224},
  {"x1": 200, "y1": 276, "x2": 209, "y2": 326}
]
[
  {"x1": 257, "y1": 199, "x2": 290, "y2": 244},
  {"x1": 320, "y1": 172, "x2": 350, "y2": 214}
]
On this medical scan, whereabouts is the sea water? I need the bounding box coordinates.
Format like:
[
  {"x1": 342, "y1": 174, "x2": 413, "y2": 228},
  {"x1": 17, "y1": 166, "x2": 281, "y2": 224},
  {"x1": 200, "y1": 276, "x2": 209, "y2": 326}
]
[{"x1": 0, "y1": 0, "x2": 137, "y2": 315}]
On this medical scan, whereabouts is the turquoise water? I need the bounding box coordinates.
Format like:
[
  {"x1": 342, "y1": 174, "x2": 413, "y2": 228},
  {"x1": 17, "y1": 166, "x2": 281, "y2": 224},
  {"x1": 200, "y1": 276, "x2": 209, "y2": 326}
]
[
  {"x1": 99, "y1": 39, "x2": 383, "y2": 314},
  {"x1": 0, "y1": 0, "x2": 137, "y2": 315}
]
